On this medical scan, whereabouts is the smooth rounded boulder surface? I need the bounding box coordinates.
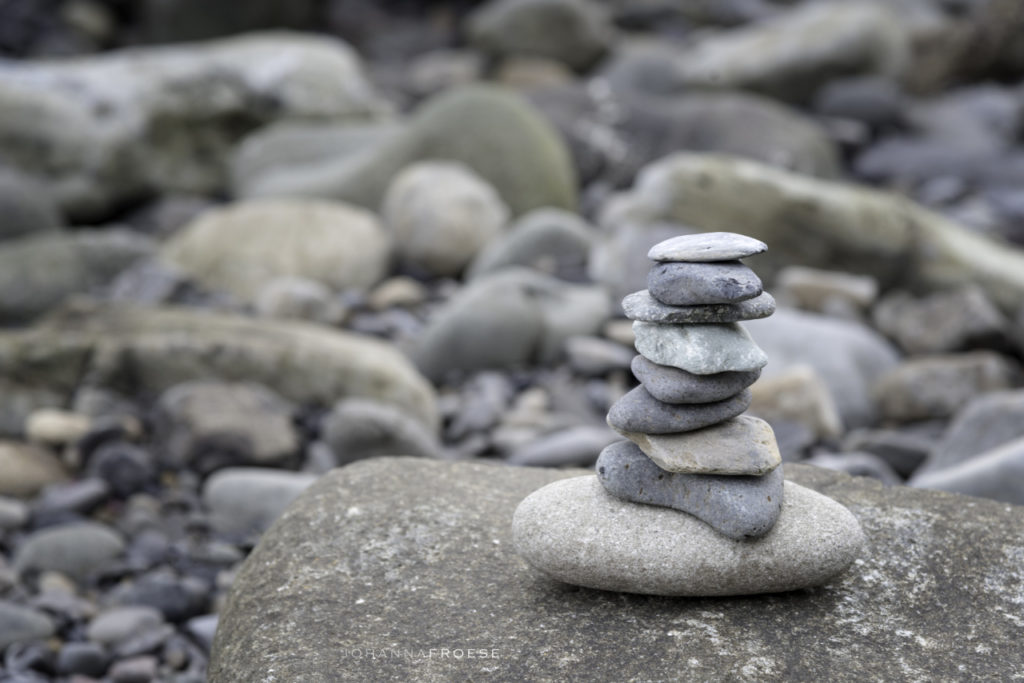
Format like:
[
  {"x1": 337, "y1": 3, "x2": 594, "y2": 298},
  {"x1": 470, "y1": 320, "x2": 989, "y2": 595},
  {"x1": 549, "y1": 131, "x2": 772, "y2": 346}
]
[
  {"x1": 622, "y1": 290, "x2": 776, "y2": 324},
  {"x1": 596, "y1": 440, "x2": 783, "y2": 540},
  {"x1": 209, "y1": 457, "x2": 1024, "y2": 681},
  {"x1": 647, "y1": 261, "x2": 763, "y2": 306},
  {"x1": 616, "y1": 415, "x2": 781, "y2": 475},
  {"x1": 647, "y1": 232, "x2": 767, "y2": 262},
  {"x1": 606, "y1": 386, "x2": 751, "y2": 435},
  {"x1": 515, "y1": 475, "x2": 861, "y2": 596},
  {"x1": 633, "y1": 321, "x2": 768, "y2": 375},
  {"x1": 631, "y1": 355, "x2": 761, "y2": 404}
]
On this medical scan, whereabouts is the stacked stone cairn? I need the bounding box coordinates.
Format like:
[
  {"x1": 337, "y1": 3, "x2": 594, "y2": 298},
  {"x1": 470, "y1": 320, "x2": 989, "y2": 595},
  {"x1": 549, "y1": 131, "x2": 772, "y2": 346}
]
[{"x1": 513, "y1": 232, "x2": 865, "y2": 597}]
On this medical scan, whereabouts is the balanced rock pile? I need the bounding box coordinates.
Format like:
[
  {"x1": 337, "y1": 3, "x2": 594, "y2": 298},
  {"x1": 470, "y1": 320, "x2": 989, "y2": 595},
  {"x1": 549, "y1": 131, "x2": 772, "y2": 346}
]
[{"x1": 513, "y1": 233, "x2": 865, "y2": 596}]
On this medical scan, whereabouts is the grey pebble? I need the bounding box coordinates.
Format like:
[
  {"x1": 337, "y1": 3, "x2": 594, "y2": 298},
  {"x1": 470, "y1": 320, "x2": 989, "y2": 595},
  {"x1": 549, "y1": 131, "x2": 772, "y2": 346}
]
[
  {"x1": 565, "y1": 336, "x2": 635, "y2": 375},
  {"x1": 14, "y1": 521, "x2": 125, "y2": 582},
  {"x1": 57, "y1": 641, "x2": 109, "y2": 677},
  {"x1": 631, "y1": 355, "x2": 761, "y2": 404},
  {"x1": 805, "y1": 451, "x2": 902, "y2": 485},
  {"x1": 647, "y1": 232, "x2": 767, "y2": 262},
  {"x1": 0, "y1": 496, "x2": 29, "y2": 530},
  {"x1": 185, "y1": 614, "x2": 219, "y2": 652},
  {"x1": 633, "y1": 320, "x2": 768, "y2": 375},
  {"x1": 607, "y1": 386, "x2": 751, "y2": 434},
  {"x1": 507, "y1": 425, "x2": 620, "y2": 467},
  {"x1": 202, "y1": 467, "x2": 318, "y2": 536},
  {"x1": 597, "y1": 441, "x2": 783, "y2": 539},
  {"x1": 623, "y1": 290, "x2": 776, "y2": 324},
  {"x1": 648, "y1": 260, "x2": 763, "y2": 306},
  {"x1": 109, "y1": 655, "x2": 159, "y2": 683},
  {"x1": 0, "y1": 601, "x2": 55, "y2": 650},
  {"x1": 87, "y1": 606, "x2": 166, "y2": 646}
]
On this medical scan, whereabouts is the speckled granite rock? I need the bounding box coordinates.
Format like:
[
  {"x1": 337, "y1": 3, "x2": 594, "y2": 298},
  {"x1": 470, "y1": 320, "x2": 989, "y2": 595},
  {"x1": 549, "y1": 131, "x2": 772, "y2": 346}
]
[
  {"x1": 606, "y1": 386, "x2": 751, "y2": 434},
  {"x1": 622, "y1": 290, "x2": 776, "y2": 324},
  {"x1": 210, "y1": 458, "x2": 1024, "y2": 681}
]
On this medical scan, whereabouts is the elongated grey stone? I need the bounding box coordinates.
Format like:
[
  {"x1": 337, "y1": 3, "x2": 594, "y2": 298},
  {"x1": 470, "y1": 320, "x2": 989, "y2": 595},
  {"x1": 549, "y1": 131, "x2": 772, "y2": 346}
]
[
  {"x1": 647, "y1": 232, "x2": 767, "y2": 262},
  {"x1": 607, "y1": 386, "x2": 750, "y2": 434},
  {"x1": 623, "y1": 290, "x2": 776, "y2": 323},
  {"x1": 513, "y1": 475, "x2": 863, "y2": 596},
  {"x1": 633, "y1": 321, "x2": 768, "y2": 375},
  {"x1": 631, "y1": 355, "x2": 761, "y2": 404},
  {"x1": 615, "y1": 415, "x2": 781, "y2": 475},
  {"x1": 596, "y1": 440, "x2": 784, "y2": 539},
  {"x1": 648, "y1": 261, "x2": 763, "y2": 306}
]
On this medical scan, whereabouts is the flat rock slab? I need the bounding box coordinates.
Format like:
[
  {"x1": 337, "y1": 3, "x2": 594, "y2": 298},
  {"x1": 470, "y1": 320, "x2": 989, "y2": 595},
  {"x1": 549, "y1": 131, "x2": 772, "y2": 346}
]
[
  {"x1": 648, "y1": 232, "x2": 767, "y2": 262},
  {"x1": 210, "y1": 457, "x2": 1024, "y2": 682},
  {"x1": 634, "y1": 320, "x2": 768, "y2": 375},
  {"x1": 623, "y1": 289, "x2": 776, "y2": 323},
  {"x1": 648, "y1": 261, "x2": 763, "y2": 306}
]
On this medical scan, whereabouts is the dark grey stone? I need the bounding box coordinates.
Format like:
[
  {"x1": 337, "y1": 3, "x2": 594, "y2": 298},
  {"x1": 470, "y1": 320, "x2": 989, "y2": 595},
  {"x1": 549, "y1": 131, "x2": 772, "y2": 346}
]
[
  {"x1": 86, "y1": 442, "x2": 157, "y2": 498},
  {"x1": 622, "y1": 290, "x2": 776, "y2": 323},
  {"x1": 647, "y1": 232, "x2": 767, "y2": 262},
  {"x1": 0, "y1": 601, "x2": 55, "y2": 650},
  {"x1": 56, "y1": 641, "x2": 108, "y2": 677},
  {"x1": 209, "y1": 457, "x2": 1024, "y2": 681},
  {"x1": 606, "y1": 386, "x2": 750, "y2": 434},
  {"x1": 631, "y1": 355, "x2": 760, "y2": 404},
  {"x1": 648, "y1": 261, "x2": 763, "y2": 306},
  {"x1": 596, "y1": 440, "x2": 783, "y2": 539}
]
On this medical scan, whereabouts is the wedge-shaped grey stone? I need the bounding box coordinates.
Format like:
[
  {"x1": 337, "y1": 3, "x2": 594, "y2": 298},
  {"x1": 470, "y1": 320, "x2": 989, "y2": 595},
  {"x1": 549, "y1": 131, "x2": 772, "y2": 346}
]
[
  {"x1": 631, "y1": 355, "x2": 760, "y2": 404},
  {"x1": 648, "y1": 261, "x2": 763, "y2": 306},
  {"x1": 633, "y1": 321, "x2": 767, "y2": 375},
  {"x1": 607, "y1": 386, "x2": 750, "y2": 434},
  {"x1": 647, "y1": 232, "x2": 767, "y2": 262},
  {"x1": 623, "y1": 290, "x2": 776, "y2": 324},
  {"x1": 513, "y1": 475, "x2": 863, "y2": 596},
  {"x1": 615, "y1": 415, "x2": 781, "y2": 475},
  {"x1": 596, "y1": 441, "x2": 783, "y2": 539}
]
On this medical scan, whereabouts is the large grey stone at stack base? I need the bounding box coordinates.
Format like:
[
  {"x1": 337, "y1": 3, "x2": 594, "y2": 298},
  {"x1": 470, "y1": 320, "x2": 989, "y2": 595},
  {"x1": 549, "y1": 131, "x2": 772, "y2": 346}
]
[
  {"x1": 600, "y1": 153, "x2": 1024, "y2": 315},
  {"x1": 515, "y1": 475, "x2": 859, "y2": 595},
  {"x1": 616, "y1": 415, "x2": 780, "y2": 475},
  {"x1": 0, "y1": 301, "x2": 439, "y2": 433},
  {"x1": 412, "y1": 268, "x2": 610, "y2": 382},
  {"x1": 631, "y1": 355, "x2": 760, "y2": 404},
  {"x1": 910, "y1": 436, "x2": 1024, "y2": 505},
  {"x1": 647, "y1": 261, "x2": 763, "y2": 306},
  {"x1": 0, "y1": 33, "x2": 388, "y2": 222},
  {"x1": 623, "y1": 290, "x2": 776, "y2": 324},
  {"x1": 647, "y1": 232, "x2": 767, "y2": 262},
  {"x1": 209, "y1": 457, "x2": 1024, "y2": 682},
  {"x1": 596, "y1": 440, "x2": 783, "y2": 540},
  {"x1": 633, "y1": 321, "x2": 767, "y2": 375},
  {"x1": 606, "y1": 386, "x2": 751, "y2": 434}
]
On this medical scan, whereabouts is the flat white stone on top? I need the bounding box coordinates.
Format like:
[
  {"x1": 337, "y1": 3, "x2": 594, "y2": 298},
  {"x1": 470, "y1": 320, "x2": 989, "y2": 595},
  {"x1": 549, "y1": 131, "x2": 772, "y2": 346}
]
[{"x1": 647, "y1": 232, "x2": 767, "y2": 263}]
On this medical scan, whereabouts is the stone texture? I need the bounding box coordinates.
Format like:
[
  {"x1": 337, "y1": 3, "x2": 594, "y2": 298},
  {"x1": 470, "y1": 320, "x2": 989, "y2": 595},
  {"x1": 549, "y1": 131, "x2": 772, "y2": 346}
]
[
  {"x1": 161, "y1": 199, "x2": 391, "y2": 304},
  {"x1": 647, "y1": 261, "x2": 763, "y2": 306},
  {"x1": 209, "y1": 457, "x2": 1024, "y2": 682},
  {"x1": 623, "y1": 290, "x2": 776, "y2": 324},
  {"x1": 607, "y1": 386, "x2": 751, "y2": 435},
  {"x1": 631, "y1": 355, "x2": 760, "y2": 404},
  {"x1": 647, "y1": 232, "x2": 767, "y2": 262},
  {"x1": 515, "y1": 475, "x2": 860, "y2": 595},
  {"x1": 14, "y1": 521, "x2": 124, "y2": 582},
  {"x1": 616, "y1": 415, "x2": 781, "y2": 475},
  {"x1": 633, "y1": 321, "x2": 768, "y2": 375},
  {"x1": 596, "y1": 440, "x2": 783, "y2": 540},
  {"x1": 202, "y1": 468, "x2": 319, "y2": 536},
  {"x1": 0, "y1": 440, "x2": 68, "y2": 498}
]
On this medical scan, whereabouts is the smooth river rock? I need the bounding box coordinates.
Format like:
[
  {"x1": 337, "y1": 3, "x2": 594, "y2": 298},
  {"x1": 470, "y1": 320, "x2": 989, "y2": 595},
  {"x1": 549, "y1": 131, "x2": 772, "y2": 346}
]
[
  {"x1": 596, "y1": 440, "x2": 783, "y2": 540},
  {"x1": 607, "y1": 386, "x2": 751, "y2": 435},
  {"x1": 633, "y1": 321, "x2": 768, "y2": 375},
  {"x1": 515, "y1": 475, "x2": 861, "y2": 596},
  {"x1": 209, "y1": 457, "x2": 1024, "y2": 681},
  {"x1": 616, "y1": 415, "x2": 781, "y2": 475},
  {"x1": 622, "y1": 290, "x2": 776, "y2": 324},
  {"x1": 647, "y1": 232, "x2": 767, "y2": 262},
  {"x1": 648, "y1": 261, "x2": 763, "y2": 306},
  {"x1": 631, "y1": 355, "x2": 761, "y2": 404}
]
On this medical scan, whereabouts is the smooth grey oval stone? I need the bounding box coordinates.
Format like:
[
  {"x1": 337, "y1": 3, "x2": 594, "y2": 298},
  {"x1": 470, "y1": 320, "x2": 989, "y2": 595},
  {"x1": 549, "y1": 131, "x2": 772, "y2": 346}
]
[
  {"x1": 615, "y1": 415, "x2": 781, "y2": 475},
  {"x1": 648, "y1": 261, "x2": 763, "y2": 306},
  {"x1": 623, "y1": 290, "x2": 776, "y2": 323},
  {"x1": 633, "y1": 321, "x2": 768, "y2": 375},
  {"x1": 647, "y1": 232, "x2": 767, "y2": 262},
  {"x1": 631, "y1": 355, "x2": 761, "y2": 404},
  {"x1": 607, "y1": 386, "x2": 751, "y2": 434},
  {"x1": 512, "y1": 475, "x2": 864, "y2": 596},
  {"x1": 596, "y1": 440, "x2": 784, "y2": 540}
]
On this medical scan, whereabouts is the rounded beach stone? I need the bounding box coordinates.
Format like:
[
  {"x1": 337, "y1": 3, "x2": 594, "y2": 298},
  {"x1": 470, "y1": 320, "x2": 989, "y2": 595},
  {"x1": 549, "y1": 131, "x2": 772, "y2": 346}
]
[
  {"x1": 607, "y1": 386, "x2": 751, "y2": 434},
  {"x1": 631, "y1": 355, "x2": 761, "y2": 404},
  {"x1": 647, "y1": 261, "x2": 763, "y2": 306},
  {"x1": 596, "y1": 440, "x2": 784, "y2": 540},
  {"x1": 615, "y1": 415, "x2": 781, "y2": 475},
  {"x1": 512, "y1": 475, "x2": 864, "y2": 596},
  {"x1": 647, "y1": 232, "x2": 767, "y2": 262},
  {"x1": 622, "y1": 290, "x2": 776, "y2": 324},
  {"x1": 633, "y1": 321, "x2": 768, "y2": 375}
]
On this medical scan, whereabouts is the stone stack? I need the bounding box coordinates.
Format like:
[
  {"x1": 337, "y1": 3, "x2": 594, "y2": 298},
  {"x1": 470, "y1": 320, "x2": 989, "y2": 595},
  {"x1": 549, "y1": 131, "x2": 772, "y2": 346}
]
[
  {"x1": 600, "y1": 232, "x2": 782, "y2": 540},
  {"x1": 513, "y1": 232, "x2": 865, "y2": 597}
]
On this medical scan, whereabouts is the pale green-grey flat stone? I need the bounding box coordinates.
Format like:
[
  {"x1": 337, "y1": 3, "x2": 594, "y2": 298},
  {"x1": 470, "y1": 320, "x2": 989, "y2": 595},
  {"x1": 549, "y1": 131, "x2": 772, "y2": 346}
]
[{"x1": 633, "y1": 321, "x2": 768, "y2": 375}]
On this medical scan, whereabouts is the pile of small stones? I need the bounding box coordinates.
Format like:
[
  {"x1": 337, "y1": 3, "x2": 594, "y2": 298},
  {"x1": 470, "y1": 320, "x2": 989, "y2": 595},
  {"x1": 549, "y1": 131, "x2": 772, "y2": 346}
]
[{"x1": 513, "y1": 233, "x2": 865, "y2": 596}]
